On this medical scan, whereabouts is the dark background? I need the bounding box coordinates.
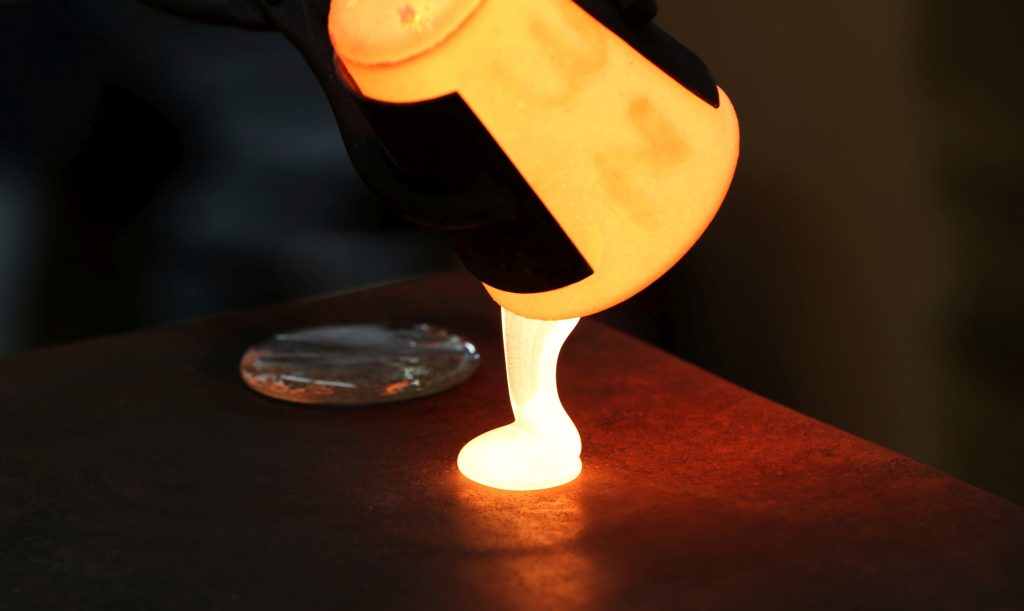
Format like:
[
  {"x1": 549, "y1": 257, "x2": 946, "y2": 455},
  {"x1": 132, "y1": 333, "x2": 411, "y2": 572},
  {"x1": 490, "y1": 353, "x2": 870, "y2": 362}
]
[{"x1": 1, "y1": 1, "x2": 1021, "y2": 502}]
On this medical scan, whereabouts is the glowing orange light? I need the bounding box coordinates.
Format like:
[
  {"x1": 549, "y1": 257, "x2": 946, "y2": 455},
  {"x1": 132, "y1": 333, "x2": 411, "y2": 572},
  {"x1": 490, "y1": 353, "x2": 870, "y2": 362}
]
[
  {"x1": 329, "y1": 0, "x2": 739, "y2": 321},
  {"x1": 328, "y1": 0, "x2": 739, "y2": 490}
]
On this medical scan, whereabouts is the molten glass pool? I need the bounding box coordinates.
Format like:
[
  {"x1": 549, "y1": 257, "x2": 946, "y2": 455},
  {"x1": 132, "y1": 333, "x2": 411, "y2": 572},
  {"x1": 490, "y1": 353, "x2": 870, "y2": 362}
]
[{"x1": 457, "y1": 308, "x2": 582, "y2": 490}]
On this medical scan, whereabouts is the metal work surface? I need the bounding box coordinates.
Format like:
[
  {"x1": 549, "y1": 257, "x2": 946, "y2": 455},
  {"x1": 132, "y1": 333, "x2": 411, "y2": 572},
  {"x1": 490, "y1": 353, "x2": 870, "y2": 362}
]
[{"x1": 2, "y1": 273, "x2": 1022, "y2": 609}]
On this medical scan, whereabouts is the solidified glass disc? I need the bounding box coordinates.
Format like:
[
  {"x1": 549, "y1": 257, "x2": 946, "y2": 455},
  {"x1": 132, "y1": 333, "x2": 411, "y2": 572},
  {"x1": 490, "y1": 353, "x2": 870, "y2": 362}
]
[{"x1": 240, "y1": 323, "x2": 480, "y2": 406}]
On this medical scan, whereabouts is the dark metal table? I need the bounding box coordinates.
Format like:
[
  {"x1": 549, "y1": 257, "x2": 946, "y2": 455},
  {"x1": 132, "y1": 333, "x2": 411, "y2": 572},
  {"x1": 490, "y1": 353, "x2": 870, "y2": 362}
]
[{"x1": 2, "y1": 272, "x2": 1022, "y2": 609}]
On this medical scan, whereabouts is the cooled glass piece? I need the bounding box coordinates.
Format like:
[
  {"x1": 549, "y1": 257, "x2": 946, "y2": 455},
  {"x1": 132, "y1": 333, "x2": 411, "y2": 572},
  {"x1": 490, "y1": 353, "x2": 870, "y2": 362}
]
[{"x1": 240, "y1": 323, "x2": 480, "y2": 406}]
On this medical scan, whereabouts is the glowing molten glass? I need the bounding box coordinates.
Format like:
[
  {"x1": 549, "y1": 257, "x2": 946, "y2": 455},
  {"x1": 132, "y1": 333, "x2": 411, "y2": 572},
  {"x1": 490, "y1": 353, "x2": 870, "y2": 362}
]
[{"x1": 457, "y1": 308, "x2": 581, "y2": 490}]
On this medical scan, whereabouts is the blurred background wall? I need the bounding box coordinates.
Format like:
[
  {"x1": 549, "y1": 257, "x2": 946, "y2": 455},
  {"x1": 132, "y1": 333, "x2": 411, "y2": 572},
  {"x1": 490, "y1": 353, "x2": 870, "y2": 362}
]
[{"x1": 1, "y1": 0, "x2": 1021, "y2": 502}]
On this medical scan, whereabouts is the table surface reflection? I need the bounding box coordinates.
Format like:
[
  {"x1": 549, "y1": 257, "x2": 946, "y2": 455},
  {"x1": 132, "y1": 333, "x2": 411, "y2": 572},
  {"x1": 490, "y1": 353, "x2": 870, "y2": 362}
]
[{"x1": 2, "y1": 272, "x2": 1021, "y2": 610}]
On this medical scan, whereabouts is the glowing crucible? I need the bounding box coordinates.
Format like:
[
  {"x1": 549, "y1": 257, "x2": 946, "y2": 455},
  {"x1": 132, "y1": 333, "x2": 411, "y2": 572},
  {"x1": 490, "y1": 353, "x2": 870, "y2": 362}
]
[{"x1": 328, "y1": 0, "x2": 739, "y2": 490}]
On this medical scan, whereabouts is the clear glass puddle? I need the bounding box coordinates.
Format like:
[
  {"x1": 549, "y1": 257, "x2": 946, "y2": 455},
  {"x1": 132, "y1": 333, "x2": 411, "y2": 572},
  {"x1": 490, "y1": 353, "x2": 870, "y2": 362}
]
[{"x1": 240, "y1": 323, "x2": 480, "y2": 406}]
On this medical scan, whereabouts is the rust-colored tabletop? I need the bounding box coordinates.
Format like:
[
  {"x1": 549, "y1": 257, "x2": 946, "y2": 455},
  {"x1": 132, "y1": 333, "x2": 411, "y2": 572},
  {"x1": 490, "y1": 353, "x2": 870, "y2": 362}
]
[{"x1": 2, "y1": 272, "x2": 1022, "y2": 610}]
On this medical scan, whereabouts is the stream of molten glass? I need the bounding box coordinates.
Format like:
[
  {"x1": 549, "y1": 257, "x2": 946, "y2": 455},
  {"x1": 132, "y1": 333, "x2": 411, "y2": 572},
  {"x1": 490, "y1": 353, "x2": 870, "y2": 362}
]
[{"x1": 457, "y1": 308, "x2": 582, "y2": 490}]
